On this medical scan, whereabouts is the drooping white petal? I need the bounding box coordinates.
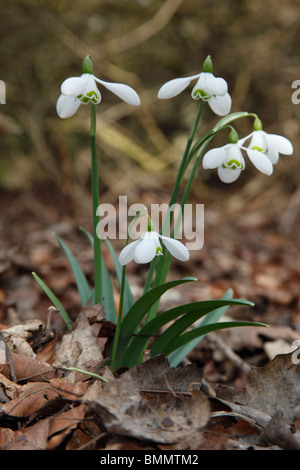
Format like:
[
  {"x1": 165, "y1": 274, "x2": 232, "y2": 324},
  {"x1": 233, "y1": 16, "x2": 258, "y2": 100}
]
[
  {"x1": 158, "y1": 74, "x2": 200, "y2": 99},
  {"x1": 133, "y1": 233, "x2": 161, "y2": 264},
  {"x1": 160, "y1": 235, "x2": 189, "y2": 261},
  {"x1": 266, "y1": 146, "x2": 279, "y2": 164},
  {"x1": 119, "y1": 239, "x2": 141, "y2": 266},
  {"x1": 61, "y1": 75, "x2": 89, "y2": 96},
  {"x1": 248, "y1": 130, "x2": 268, "y2": 153},
  {"x1": 202, "y1": 147, "x2": 227, "y2": 169},
  {"x1": 217, "y1": 166, "x2": 242, "y2": 183},
  {"x1": 246, "y1": 148, "x2": 273, "y2": 175},
  {"x1": 202, "y1": 73, "x2": 228, "y2": 96},
  {"x1": 265, "y1": 133, "x2": 293, "y2": 155},
  {"x1": 208, "y1": 93, "x2": 231, "y2": 116},
  {"x1": 56, "y1": 94, "x2": 81, "y2": 119},
  {"x1": 94, "y1": 77, "x2": 140, "y2": 105}
]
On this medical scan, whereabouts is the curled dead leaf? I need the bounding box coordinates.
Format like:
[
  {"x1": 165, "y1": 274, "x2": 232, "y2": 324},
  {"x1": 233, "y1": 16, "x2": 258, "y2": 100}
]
[
  {"x1": 216, "y1": 351, "x2": 300, "y2": 428},
  {"x1": 86, "y1": 356, "x2": 210, "y2": 446},
  {"x1": 1, "y1": 319, "x2": 45, "y2": 358}
]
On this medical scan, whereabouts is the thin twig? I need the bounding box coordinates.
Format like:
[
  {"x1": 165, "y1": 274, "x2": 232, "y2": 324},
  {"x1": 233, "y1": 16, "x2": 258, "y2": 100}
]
[{"x1": 206, "y1": 331, "x2": 252, "y2": 375}]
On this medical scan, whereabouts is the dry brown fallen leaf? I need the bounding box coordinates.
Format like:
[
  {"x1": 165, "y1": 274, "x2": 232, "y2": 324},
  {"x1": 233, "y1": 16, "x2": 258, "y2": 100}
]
[
  {"x1": 86, "y1": 355, "x2": 210, "y2": 448},
  {"x1": 1, "y1": 319, "x2": 45, "y2": 358},
  {"x1": 216, "y1": 350, "x2": 300, "y2": 428},
  {"x1": 0, "y1": 402, "x2": 87, "y2": 450},
  {"x1": 0, "y1": 420, "x2": 50, "y2": 450},
  {"x1": 52, "y1": 310, "x2": 113, "y2": 384},
  {"x1": 0, "y1": 352, "x2": 56, "y2": 383}
]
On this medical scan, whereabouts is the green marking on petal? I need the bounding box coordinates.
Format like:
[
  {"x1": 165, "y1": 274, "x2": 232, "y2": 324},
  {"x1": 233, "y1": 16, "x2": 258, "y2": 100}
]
[
  {"x1": 156, "y1": 247, "x2": 163, "y2": 256},
  {"x1": 251, "y1": 145, "x2": 263, "y2": 152},
  {"x1": 78, "y1": 90, "x2": 99, "y2": 104},
  {"x1": 80, "y1": 96, "x2": 90, "y2": 104},
  {"x1": 193, "y1": 88, "x2": 209, "y2": 100},
  {"x1": 223, "y1": 159, "x2": 244, "y2": 169}
]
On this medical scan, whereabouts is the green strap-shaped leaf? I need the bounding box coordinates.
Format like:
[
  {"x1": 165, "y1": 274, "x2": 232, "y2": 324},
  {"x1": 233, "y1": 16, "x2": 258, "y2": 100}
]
[
  {"x1": 168, "y1": 288, "x2": 234, "y2": 366},
  {"x1": 150, "y1": 298, "x2": 255, "y2": 357},
  {"x1": 160, "y1": 320, "x2": 268, "y2": 356},
  {"x1": 105, "y1": 239, "x2": 134, "y2": 314},
  {"x1": 113, "y1": 277, "x2": 197, "y2": 368},
  {"x1": 56, "y1": 235, "x2": 92, "y2": 308},
  {"x1": 79, "y1": 226, "x2": 94, "y2": 246},
  {"x1": 32, "y1": 272, "x2": 72, "y2": 331},
  {"x1": 100, "y1": 256, "x2": 117, "y2": 322},
  {"x1": 119, "y1": 297, "x2": 254, "y2": 368}
]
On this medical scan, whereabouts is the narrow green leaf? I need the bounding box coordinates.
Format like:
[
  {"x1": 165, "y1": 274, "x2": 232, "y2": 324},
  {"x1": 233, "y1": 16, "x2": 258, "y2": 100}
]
[
  {"x1": 32, "y1": 272, "x2": 72, "y2": 331},
  {"x1": 162, "y1": 320, "x2": 268, "y2": 356},
  {"x1": 114, "y1": 277, "x2": 197, "y2": 368},
  {"x1": 105, "y1": 239, "x2": 134, "y2": 314},
  {"x1": 168, "y1": 288, "x2": 234, "y2": 367},
  {"x1": 151, "y1": 299, "x2": 255, "y2": 357},
  {"x1": 100, "y1": 256, "x2": 117, "y2": 323},
  {"x1": 79, "y1": 226, "x2": 94, "y2": 247},
  {"x1": 120, "y1": 297, "x2": 253, "y2": 368},
  {"x1": 56, "y1": 235, "x2": 92, "y2": 307}
]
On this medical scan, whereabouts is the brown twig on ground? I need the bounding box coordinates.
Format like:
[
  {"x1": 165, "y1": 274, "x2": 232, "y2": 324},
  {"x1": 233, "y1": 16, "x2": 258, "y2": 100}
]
[{"x1": 206, "y1": 331, "x2": 252, "y2": 376}]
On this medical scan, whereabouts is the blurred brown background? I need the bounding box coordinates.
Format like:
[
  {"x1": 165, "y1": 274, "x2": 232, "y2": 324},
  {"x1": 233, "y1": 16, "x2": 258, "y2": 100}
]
[
  {"x1": 1, "y1": 0, "x2": 299, "y2": 199},
  {"x1": 0, "y1": 0, "x2": 299, "y2": 327}
]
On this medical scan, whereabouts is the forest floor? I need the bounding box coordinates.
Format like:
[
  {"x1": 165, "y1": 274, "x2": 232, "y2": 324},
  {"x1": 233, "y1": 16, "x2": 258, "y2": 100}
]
[{"x1": 0, "y1": 182, "x2": 300, "y2": 451}]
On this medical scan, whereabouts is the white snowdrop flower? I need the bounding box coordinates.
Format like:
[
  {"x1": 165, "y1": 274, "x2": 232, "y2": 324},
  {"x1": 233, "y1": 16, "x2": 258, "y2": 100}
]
[
  {"x1": 239, "y1": 129, "x2": 293, "y2": 165},
  {"x1": 119, "y1": 231, "x2": 190, "y2": 265},
  {"x1": 202, "y1": 134, "x2": 275, "y2": 184},
  {"x1": 158, "y1": 55, "x2": 231, "y2": 116},
  {"x1": 56, "y1": 56, "x2": 140, "y2": 119}
]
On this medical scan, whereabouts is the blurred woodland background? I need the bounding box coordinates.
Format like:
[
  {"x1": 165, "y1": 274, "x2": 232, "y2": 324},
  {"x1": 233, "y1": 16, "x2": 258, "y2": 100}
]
[{"x1": 0, "y1": 0, "x2": 300, "y2": 329}]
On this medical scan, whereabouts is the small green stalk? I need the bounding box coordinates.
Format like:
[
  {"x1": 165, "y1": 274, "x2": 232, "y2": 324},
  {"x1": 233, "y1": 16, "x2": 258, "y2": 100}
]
[
  {"x1": 90, "y1": 103, "x2": 102, "y2": 304},
  {"x1": 110, "y1": 265, "x2": 127, "y2": 370},
  {"x1": 57, "y1": 366, "x2": 109, "y2": 383}
]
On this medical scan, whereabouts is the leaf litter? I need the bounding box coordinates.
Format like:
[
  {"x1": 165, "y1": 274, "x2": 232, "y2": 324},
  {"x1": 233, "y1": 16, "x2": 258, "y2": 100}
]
[
  {"x1": 1, "y1": 189, "x2": 300, "y2": 450},
  {"x1": 0, "y1": 302, "x2": 300, "y2": 450}
]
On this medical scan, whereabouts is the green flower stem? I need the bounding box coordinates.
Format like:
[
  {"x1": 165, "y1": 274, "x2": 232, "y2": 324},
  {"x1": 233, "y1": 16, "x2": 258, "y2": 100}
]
[
  {"x1": 155, "y1": 137, "x2": 214, "y2": 288},
  {"x1": 143, "y1": 101, "x2": 205, "y2": 295},
  {"x1": 110, "y1": 264, "x2": 127, "y2": 370},
  {"x1": 144, "y1": 112, "x2": 256, "y2": 325},
  {"x1": 90, "y1": 103, "x2": 102, "y2": 305},
  {"x1": 153, "y1": 121, "x2": 248, "y2": 296},
  {"x1": 145, "y1": 134, "x2": 217, "y2": 325},
  {"x1": 167, "y1": 100, "x2": 206, "y2": 208},
  {"x1": 110, "y1": 223, "x2": 133, "y2": 370}
]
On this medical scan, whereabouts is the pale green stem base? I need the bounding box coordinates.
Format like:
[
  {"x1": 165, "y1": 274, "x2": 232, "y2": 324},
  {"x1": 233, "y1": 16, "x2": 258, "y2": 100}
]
[{"x1": 90, "y1": 104, "x2": 102, "y2": 305}]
